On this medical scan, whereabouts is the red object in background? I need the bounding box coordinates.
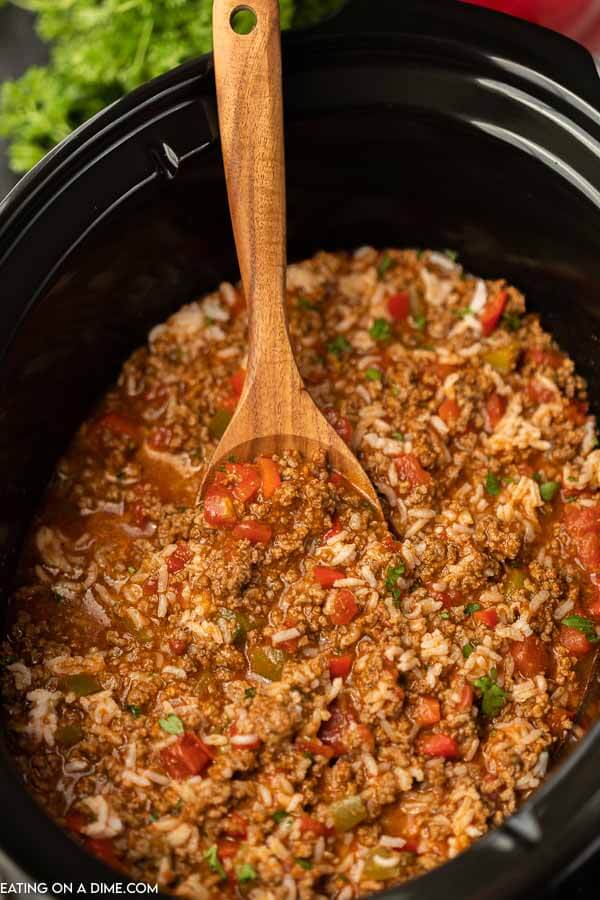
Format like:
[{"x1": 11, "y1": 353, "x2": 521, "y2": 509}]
[{"x1": 461, "y1": 0, "x2": 600, "y2": 53}]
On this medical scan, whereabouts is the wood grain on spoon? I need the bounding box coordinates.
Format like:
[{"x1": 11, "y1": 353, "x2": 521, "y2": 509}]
[{"x1": 207, "y1": 0, "x2": 381, "y2": 511}]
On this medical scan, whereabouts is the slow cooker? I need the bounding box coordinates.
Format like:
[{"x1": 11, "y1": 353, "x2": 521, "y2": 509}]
[{"x1": 1, "y1": 0, "x2": 600, "y2": 895}]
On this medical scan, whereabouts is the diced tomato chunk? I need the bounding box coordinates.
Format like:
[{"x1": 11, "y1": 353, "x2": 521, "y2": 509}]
[
  {"x1": 480, "y1": 291, "x2": 507, "y2": 336},
  {"x1": 438, "y1": 397, "x2": 460, "y2": 426},
  {"x1": 456, "y1": 683, "x2": 474, "y2": 710},
  {"x1": 323, "y1": 517, "x2": 342, "y2": 543},
  {"x1": 144, "y1": 576, "x2": 158, "y2": 595},
  {"x1": 526, "y1": 347, "x2": 563, "y2": 369},
  {"x1": 566, "y1": 401, "x2": 588, "y2": 426},
  {"x1": 296, "y1": 737, "x2": 335, "y2": 759},
  {"x1": 169, "y1": 639, "x2": 188, "y2": 656},
  {"x1": 217, "y1": 839, "x2": 239, "y2": 861},
  {"x1": 226, "y1": 463, "x2": 261, "y2": 502},
  {"x1": 417, "y1": 732, "x2": 458, "y2": 759},
  {"x1": 204, "y1": 485, "x2": 237, "y2": 527},
  {"x1": 428, "y1": 586, "x2": 463, "y2": 609},
  {"x1": 324, "y1": 407, "x2": 353, "y2": 444},
  {"x1": 229, "y1": 368, "x2": 246, "y2": 397},
  {"x1": 160, "y1": 733, "x2": 215, "y2": 779},
  {"x1": 526, "y1": 379, "x2": 555, "y2": 404},
  {"x1": 221, "y1": 394, "x2": 238, "y2": 413},
  {"x1": 329, "y1": 589, "x2": 358, "y2": 625},
  {"x1": 564, "y1": 504, "x2": 600, "y2": 572},
  {"x1": 510, "y1": 635, "x2": 550, "y2": 676},
  {"x1": 167, "y1": 542, "x2": 192, "y2": 573},
  {"x1": 387, "y1": 291, "x2": 410, "y2": 321},
  {"x1": 232, "y1": 520, "x2": 272, "y2": 543},
  {"x1": 413, "y1": 696, "x2": 441, "y2": 726},
  {"x1": 473, "y1": 608, "x2": 498, "y2": 629},
  {"x1": 94, "y1": 411, "x2": 138, "y2": 438},
  {"x1": 560, "y1": 625, "x2": 593, "y2": 658},
  {"x1": 299, "y1": 814, "x2": 330, "y2": 837},
  {"x1": 432, "y1": 362, "x2": 457, "y2": 381},
  {"x1": 394, "y1": 453, "x2": 432, "y2": 487},
  {"x1": 314, "y1": 565, "x2": 345, "y2": 588},
  {"x1": 486, "y1": 392, "x2": 507, "y2": 429},
  {"x1": 329, "y1": 654, "x2": 353, "y2": 679},
  {"x1": 257, "y1": 457, "x2": 281, "y2": 499},
  {"x1": 147, "y1": 426, "x2": 172, "y2": 451},
  {"x1": 224, "y1": 813, "x2": 248, "y2": 840}
]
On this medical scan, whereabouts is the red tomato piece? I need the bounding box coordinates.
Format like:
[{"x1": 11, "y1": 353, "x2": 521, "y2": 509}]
[
  {"x1": 299, "y1": 814, "x2": 330, "y2": 837},
  {"x1": 217, "y1": 839, "x2": 239, "y2": 861},
  {"x1": 229, "y1": 368, "x2": 246, "y2": 397},
  {"x1": 323, "y1": 407, "x2": 353, "y2": 444},
  {"x1": 526, "y1": 379, "x2": 555, "y2": 404},
  {"x1": 456, "y1": 683, "x2": 474, "y2": 711},
  {"x1": 564, "y1": 504, "x2": 600, "y2": 572},
  {"x1": 160, "y1": 733, "x2": 215, "y2": 780},
  {"x1": 147, "y1": 426, "x2": 172, "y2": 451},
  {"x1": 438, "y1": 397, "x2": 460, "y2": 426},
  {"x1": 560, "y1": 625, "x2": 592, "y2": 658},
  {"x1": 329, "y1": 471, "x2": 347, "y2": 489},
  {"x1": 526, "y1": 347, "x2": 563, "y2": 369},
  {"x1": 387, "y1": 291, "x2": 410, "y2": 321},
  {"x1": 226, "y1": 463, "x2": 261, "y2": 502},
  {"x1": 486, "y1": 392, "x2": 507, "y2": 429},
  {"x1": 394, "y1": 453, "x2": 432, "y2": 487},
  {"x1": 329, "y1": 589, "x2": 358, "y2": 625},
  {"x1": 432, "y1": 362, "x2": 457, "y2": 381},
  {"x1": 566, "y1": 401, "x2": 588, "y2": 426},
  {"x1": 417, "y1": 732, "x2": 458, "y2": 759},
  {"x1": 169, "y1": 639, "x2": 188, "y2": 656},
  {"x1": 432, "y1": 588, "x2": 463, "y2": 609},
  {"x1": 204, "y1": 485, "x2": 237, "y2": 527},
  {"x1": 224, "y1": 813, "x2": 248, "y2": 840},
  {"x1": 94, "y1": 411, "x2": 138, "y2": 438},
  {"x1": 473, "y1": 608, "x2": 498, "y2": 628},
  {"x1": 232, "y1": 520, "x2": 272, "y2": 544},
  {"x1": 295, "y1": 737, "x2": 335, "y2": 759},
  {"x1": 221, "y1": 395, "x2": 238, "y2": 413},
  {"x1": 480, "y1": 291, "x2": 507, "y2": 336},
  {"x1": 329, "y1": 654, "x2": 353, "y2": 679},
  {"x1": 413, "y1": 696, "x2": 441, "y2": 726},
  {"x1": 167, "y1": 542, "x2": 192, "y2": 574},
  {"x1": 144, "y1": 576, "x2": 158, "y2": 595},
  {"x1": 257, "y1": 457, "x2": 282, "y2": 499},
  {"x1": 510, "y1": 635, "x2": 550, "y2": 676},
  {"x1": 314, "y1": 565, "x2": 345, "y2": 588},
  {"x1": 323, "y1": 517, "x2": 342, "y2": 543}
]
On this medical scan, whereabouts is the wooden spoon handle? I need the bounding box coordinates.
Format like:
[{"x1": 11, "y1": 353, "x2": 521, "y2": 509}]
[{"x1": 213, "y1": 0, "x2": 293, "y2": 371}]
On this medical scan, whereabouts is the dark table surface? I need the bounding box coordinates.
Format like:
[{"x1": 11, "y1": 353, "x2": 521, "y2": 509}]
[{"x1": 0, "y1": 4, "x2": 598, "y2": 898}]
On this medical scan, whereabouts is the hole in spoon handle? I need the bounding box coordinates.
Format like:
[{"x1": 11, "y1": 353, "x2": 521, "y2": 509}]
[{"x1": 230, "y1": 5, "x2": 257, "y2": 33}]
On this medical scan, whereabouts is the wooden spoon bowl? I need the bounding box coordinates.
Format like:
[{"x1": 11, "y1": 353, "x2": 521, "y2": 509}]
[{"x1": 205, "y1": 0, "x2": 382, "y2": 511}]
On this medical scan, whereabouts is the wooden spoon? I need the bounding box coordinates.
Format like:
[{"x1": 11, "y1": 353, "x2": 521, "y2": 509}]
[{"x1": 206, "y1": 0, "x2": 381, "y2": 511}]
